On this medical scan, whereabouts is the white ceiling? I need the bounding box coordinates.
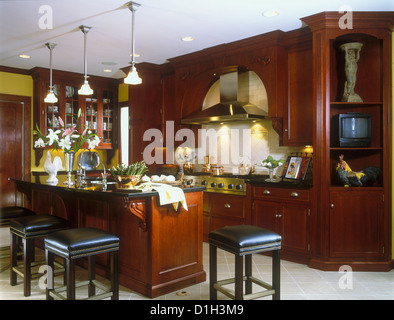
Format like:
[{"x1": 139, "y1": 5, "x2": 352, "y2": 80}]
[{"x1": 1, "y1": 0, "x2": 393, "y2": 79}]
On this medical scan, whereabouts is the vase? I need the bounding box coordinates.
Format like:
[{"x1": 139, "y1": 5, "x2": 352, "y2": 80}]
[
  {"x1": 63, "y1": 151, "x2": 75, "y2": 186},
  {"x1": 265, "y1": 168, "x2": 280, "y2": 182}
]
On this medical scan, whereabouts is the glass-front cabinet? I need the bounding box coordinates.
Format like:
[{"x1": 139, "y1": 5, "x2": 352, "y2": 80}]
[{"x1": 31, "y1": 67, "x2": 118, "y2": 165}]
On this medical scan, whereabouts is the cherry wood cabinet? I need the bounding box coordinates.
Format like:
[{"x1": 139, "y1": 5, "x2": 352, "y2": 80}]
[
  {"x1": 202, "y1": 192, "x2": 246, "y2": 241},
  {"x1": 31, "y1": 67, "x2": 119, "y2": 165},
  {"x1": 250, "y1": 184, "x2": 311, "y2": 263},
  {"x1": 329, "y1": 188, "x2": 385, "y2": 260},
  {"x1": 302, "y1": 12, "x2": 393, "y2": 271}
]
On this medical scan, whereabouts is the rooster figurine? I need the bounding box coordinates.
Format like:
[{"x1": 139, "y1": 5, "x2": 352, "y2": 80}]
[{"x1": 43, "y1": 150, "x2": 63, "y2": 184}]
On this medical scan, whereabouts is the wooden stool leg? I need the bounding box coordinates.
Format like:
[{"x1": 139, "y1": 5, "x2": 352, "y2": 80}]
[
  {"x1": 45, "y1": 249, "x2": 54, "y2": 300},
  {"x1": 235, "y1": 254, "x2": 243, "y2": 300},
  {"x1": 10, "y1": 232, "x2": 17, "y2": 286},
  {"x1": 272, "y1": 249, "x2": 280, "y2": 300},
  {"x1": 66, "y1": 258, "x2": 75, "y2": 300},
  {"x1": 88, "y1": 256, "x2": 95, "y2": 297},
  {"x1": 110, "y1": 251, "x2": 119, "y2": 300},
  {"x1": 245, "y1": 254, "x2": 252, "y2": 295},
  {"x1": 209, "y1": 244, "x2": 217, "y2": 300},
  {"x1": 23, "y1": 238, "x2": 32, "y2": 297}
]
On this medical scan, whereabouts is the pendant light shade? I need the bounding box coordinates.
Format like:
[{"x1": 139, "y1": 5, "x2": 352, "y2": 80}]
[
  {"x1": 124, "y1": 1, "x2": 142, "y2": 85},
  {"x1": 78, "y1": 25, "x2": 93, "y2": 95},
  {"x1": 44, "y1": 42, "x2": 58, "y2": 103}
]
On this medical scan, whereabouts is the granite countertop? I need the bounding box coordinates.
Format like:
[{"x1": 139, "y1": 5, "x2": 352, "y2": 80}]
[{"x1": 10, "y1": 178, "x2": 205, "y2": 199}]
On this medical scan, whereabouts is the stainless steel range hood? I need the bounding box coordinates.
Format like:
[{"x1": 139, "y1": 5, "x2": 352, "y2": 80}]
[{"x1": 181, "y1": 71, "x2": 268, "y2": 125}]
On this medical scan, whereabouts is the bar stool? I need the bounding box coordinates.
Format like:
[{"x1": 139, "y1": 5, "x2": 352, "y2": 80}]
[
  {"x1": 0, "y1": 207, "x2": 36, "y2": 272},
  {"x1": 209, "y1": 225, "x2": 281, "y2": 300},
  {"x1": 9, "y1": 215, "x2": 70, "y2": 297},
  {"x1": 45, "y1": 227, "x2": 120, "y2": 300}
]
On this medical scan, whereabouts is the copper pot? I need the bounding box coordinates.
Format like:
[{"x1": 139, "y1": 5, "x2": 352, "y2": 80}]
[{"x1": 211, "y1": 165, "x2": 223, "y2": 176}]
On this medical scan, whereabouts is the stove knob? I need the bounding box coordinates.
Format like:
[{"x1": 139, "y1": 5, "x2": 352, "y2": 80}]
[
  {"x1": 228, "y1": 184, "x2": 234, "y2": 189},
  {"x1": 201, "y1": 180, "x2": 207, "y2": 186},
  {"x1": 235, "y1": 184, "x2": 243, "y2": 190},
  {"x1": 211, "y1": 182, "x2": 217, "y2": 187},
  {"x1": 218, "y1": 183, "x2": 224, "y2": 188},
  {"x1": 186, "y1": 179, "x2": 193, "y2": 185}
]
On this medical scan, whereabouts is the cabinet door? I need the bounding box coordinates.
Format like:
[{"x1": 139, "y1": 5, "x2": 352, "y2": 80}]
[
  {"x1": 252, "y1": 200, "x2": 280, "y2": 233},
  {"x1": 329, "y1": 189, "x2": 384, "y2": 259},
  {"x1": 281, "y1": 204, "x2": 310, "y2": 255}
]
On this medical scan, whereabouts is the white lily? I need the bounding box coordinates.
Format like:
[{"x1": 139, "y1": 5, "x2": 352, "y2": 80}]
[
  {"x1": 34, "y1": 138, "x2": 46, "y2": 148},
  {"x1": 58, "y1": 135, "x2": 71, "y2": 150},
  {"x1": 46, "y1": 129, "x2": 61, "y2": 145},
  {"x1": 87, "y1": 135, "x2": 100, "y2": 149}
]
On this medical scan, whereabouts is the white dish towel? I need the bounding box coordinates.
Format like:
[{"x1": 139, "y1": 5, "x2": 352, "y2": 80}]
[{"x1": 152, "y1": 183, "x2": 188, "y2": 211}]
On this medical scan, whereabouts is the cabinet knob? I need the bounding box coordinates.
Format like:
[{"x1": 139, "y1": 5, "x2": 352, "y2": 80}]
[
  {"x1": 290, "y1": 192, "x2": 298, "y2": 197},
  {"x1": 275, "y1": 214, "x2": 282, "y2": 218},
  {"x1": 330, "y1": 204, "x2": 334, "y2": 208},
  {"x1": 224, "y1": 203, "x2": 231, "y2": 208},
  {"x1": 263, "y1": 189, "x2": 270, "y2": 195}
]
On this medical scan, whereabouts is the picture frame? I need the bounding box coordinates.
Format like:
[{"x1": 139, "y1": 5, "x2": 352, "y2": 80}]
[{"x1": 282, "y1": 156, "x2": 311, "y2": 181}]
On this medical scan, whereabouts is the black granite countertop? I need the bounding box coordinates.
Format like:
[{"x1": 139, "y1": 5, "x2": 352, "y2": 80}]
[{"x1": 10, "y1": 178, "x2": 205, "y2": 199}]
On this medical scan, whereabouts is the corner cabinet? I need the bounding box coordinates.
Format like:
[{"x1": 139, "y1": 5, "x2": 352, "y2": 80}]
[
  {"x1": 31, "y1": 67, "x2": 119, "y2": 165},
  {"x1": 302, "y1": 12, "x2": 393, "y2": 271}
]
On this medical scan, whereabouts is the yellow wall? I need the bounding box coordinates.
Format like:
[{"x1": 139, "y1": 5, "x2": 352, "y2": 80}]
[{"x1": 118, "y1": 83, "x2": 129, "y2": 102}]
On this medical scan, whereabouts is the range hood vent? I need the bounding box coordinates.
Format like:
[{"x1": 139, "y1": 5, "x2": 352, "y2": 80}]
[{"x1": 181, "y1": 71, "x2": 268, "y2": 125}]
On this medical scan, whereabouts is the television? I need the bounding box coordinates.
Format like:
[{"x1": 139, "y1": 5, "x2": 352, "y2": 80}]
[{"x1": 332, "y1": 113, "x2": 372, "y2": 147}]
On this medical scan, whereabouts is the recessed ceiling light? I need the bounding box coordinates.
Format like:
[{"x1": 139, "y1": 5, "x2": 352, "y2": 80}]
[
  {"x1": 263, "y1": 10, "x2": 279, "y2": 17},
  {"x1": 102, "y1": 61, "x2": 117, "y2": 66},
  {"x1": 19, "y1": 54, "x2": 30, "y2": 59},
  {"x1": 181, "y1": 36, "x2": 195, "y2": 42},
  {"x1": 103, "y1": 69, "x2": 113, "y2": 73}
]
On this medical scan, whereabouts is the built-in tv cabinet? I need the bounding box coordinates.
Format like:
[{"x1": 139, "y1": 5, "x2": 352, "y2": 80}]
[{"x1": 302, "y1": 12, "x2": 393, "y2": 271}]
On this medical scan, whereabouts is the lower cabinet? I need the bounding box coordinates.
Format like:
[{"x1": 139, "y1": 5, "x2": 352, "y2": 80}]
[
  {"x1": 203, "y1": 192, "x2": 246, "y2": 241},
  {"x1": 329, "y1": 188, "x2": 385, "y2": 260},
  {"x1": 251, "y1": 185, "x2": 311, "y2": 262},
  {"x1": 253, "y1": 200, "x2": 310, "y2": 257}
]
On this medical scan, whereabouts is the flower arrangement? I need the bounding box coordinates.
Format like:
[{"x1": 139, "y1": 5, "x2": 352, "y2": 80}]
[
  {"x1": 260, "y1": 155, "x2": 285, "y2": 169},
  {"x1": 33, "y1": 109, "x2": 100, "y2": 153}
]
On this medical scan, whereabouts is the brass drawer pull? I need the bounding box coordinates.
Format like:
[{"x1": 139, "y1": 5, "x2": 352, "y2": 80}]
[
  {"x1": 224, "y1": 203, "x2": 231, "y2": 208},
  {"x1": 290, "y1": 192, "x2": 299, "y2": 197},
  {"x1": 263, "y1": 189, "x2": 271, "y2": 195}
]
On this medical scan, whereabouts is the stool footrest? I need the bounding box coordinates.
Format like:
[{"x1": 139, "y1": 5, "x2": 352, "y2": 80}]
[
  {"x1": 214, "y1": 276, "x2": 275, "y2": 300},
  {"x1": 11, "y1": 260, "x2": 64, "y2": 279},
  {"x1": 49, "y1": 279, "x2": 113, "y2": 300}
]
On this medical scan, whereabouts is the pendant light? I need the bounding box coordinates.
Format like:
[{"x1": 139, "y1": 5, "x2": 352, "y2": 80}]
[
  {"x1": 44, "y1": 42, "x2": 58, "y2": 103},
  {"x1": 78, "y1": 25, "x2": 93, "y2": 95},
  {"x1": 124, "y1": 1, "x2": 142, "y2": 85}
]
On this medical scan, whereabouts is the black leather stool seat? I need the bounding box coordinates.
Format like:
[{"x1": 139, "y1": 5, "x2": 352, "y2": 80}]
[
  {"x1": 10, "y1": 215, "x2": 70, "y2": 238},
  {"x1": 45, "y1": 228, "x2": 120, "y2": 300},
  {"x1": 0, "y1": 206, "x2": 35, "y2": 226},
  {"x1": 9, "y1": 215, "x2": 70, "y2": 297},
  {"x1": 209, "y1": 225, "x2": 281, "y2": 300},
  {"x1": 45, "y1": 227, "x2": 120, "y2": 259},
  {"x1": 209, "y1": 225, "x2": 282, "y2": 255}
]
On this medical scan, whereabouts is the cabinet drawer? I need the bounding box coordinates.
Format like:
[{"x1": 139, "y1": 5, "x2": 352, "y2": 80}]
[
  {"x1": 210, "y1": 194, "x2": 245, "y2": 219},
  {"x1": 253, "y1": 186, "x2": 310, "y2": 202}
]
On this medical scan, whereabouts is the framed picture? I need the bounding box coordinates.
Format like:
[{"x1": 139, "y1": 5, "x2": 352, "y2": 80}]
[{"x1": 282, "y1": 156, "x2": 311, "y2": 180}]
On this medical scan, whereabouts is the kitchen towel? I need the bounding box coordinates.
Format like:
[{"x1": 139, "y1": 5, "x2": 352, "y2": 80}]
[{"x1": 152, "y1": 183, "x2": 188, "y2": 211}]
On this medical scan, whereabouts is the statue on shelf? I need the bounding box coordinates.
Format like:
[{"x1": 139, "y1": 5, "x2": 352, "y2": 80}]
[
  {"x1": 340, "y1": 42, "x2": 363, "y2": 102},
  {"x1": 336, "y1": 154, "x2": 381, "y2": 187}
]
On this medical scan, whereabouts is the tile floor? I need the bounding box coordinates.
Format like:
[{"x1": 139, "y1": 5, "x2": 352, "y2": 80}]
[{"x1": 0, "y1": 227, "x2": 393, "y2": 300}]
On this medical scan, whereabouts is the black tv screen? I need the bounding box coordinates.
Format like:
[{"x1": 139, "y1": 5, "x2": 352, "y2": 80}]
[{"x1": 332, "y1": 113, "x2": 372, "y2": 147}]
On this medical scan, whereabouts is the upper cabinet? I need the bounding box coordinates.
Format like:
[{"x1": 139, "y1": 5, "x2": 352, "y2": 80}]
[{"x1": 31, "y1": 67, "x2": 118, "y2": 165}]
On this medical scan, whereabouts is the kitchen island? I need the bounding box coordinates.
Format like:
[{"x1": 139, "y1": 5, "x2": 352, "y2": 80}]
[{"x1": 11, "y1": 178, "x2": 206, "y2": 298}]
